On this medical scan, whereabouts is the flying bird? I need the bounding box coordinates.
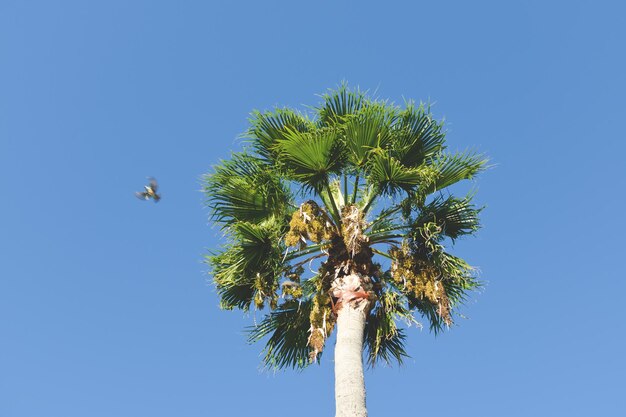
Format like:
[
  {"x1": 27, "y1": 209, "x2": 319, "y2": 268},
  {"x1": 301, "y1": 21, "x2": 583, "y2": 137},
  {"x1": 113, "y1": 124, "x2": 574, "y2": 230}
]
[{"x1": 135, "y1": 177, "x2": 161, "y2": 202}]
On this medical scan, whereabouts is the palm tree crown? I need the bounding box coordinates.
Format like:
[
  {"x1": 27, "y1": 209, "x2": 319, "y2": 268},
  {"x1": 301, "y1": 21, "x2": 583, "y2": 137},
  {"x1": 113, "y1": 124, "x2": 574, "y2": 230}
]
[{"x1": 204, "y1": 85, "x2": 486, "y2": 369}]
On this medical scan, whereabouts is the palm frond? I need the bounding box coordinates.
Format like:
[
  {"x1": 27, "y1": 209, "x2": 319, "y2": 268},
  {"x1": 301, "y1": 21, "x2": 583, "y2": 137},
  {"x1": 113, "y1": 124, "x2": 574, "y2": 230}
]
[
  {"x1": 248, "y1": 299, "x2": 314, "y2": 369},
  {"x1": 204, "y1": 153, "x2": 292, "y2": 227},
  {"x1": 246, "y1": 108, "x2": 314, "y2": 162},
  {"x1": 217, "y1": 280, "x2": 256, "y2": 311},
  {"x1": 367, "y1": 206, "x2": 401, "y2": 234},
  {"x1": 406, "y1": 296, "x2": 448, "y2": 334},
  {"x1": 437, "y1": 252, "x2": 482, "y2": 305},
  {"x1": 425, "y1": 151, "x2": 487, "y2": 194},
  {"x1": 366, "y1": 149, "x2": 437, "y2": 197},
  {"x1": 207, "y1": 219, "x2": 285, "y2": 311},
  {"x1": 385, "y1": 239, "x2": 480, "y2": 333},
  {"x1": 390, "y1": 102, "x2": 446, "y2": 167},
  {"x1": 364, "y1": 291, "x2": 412, "y2": 366},
  {"x1": 275, "y1": 128, "x2": 346, "y2": 192},
  {"x1": 318, "y1": 83, "x2": 366, "y2": 127},
  {"x1": 235, "y1": 221, "x2": 280, "y2": 267},
  {"x1": 412, "y1": 195, "x2": 482, "y2": 240},
  {"x1": 343, "y1": 103, "x2": 397, "y2": 167},
  {"x1": 208, "y1": 247, "x2": 255, "y2": 311}
]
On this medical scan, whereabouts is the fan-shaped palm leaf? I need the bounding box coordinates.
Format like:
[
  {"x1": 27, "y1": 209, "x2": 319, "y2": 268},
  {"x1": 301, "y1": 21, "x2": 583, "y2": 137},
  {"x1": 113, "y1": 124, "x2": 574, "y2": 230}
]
[
  {"x1": 274, "y1": 128, "x2": 345, "y2": 192},
  {"x1": 364, "y1": 291, "x2": 413, "y2": 366},
  {"x1": 204, "y1": 153, "x2": 292, "y2": 227},
  {"x1": 247, "y1": 108, "x2": 314, "y2": 162},
  {"x1": 366, "y1": 149, "x2": 438, "y2": 197},
  {"x1": 318, "y1": 83, "x2": 366, "y2": 127},
  {"x1": 248, "y1": 299, "x2": 314, "y2": 369},
  {"x1": 426, "y1": 151, "x2": 487, "y2": 193},
  {"x1": 209, "y1": 219, "x2": 286, "y2": 311},
  {"x1": 390, "y1": 102, "x2": 446, "y2": 167},
  {"x1": 343, "y1": 103, "x2": 397, "y2": 167},
  {"x1": 412, "y1": 195, "x2": 482, "y2": 240}
]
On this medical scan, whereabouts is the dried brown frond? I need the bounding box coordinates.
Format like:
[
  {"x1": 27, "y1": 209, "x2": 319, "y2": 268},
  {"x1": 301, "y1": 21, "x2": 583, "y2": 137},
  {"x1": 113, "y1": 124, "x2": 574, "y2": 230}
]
[{"x1": 341, "y1": 204, "x2": 369, "y2": 257}]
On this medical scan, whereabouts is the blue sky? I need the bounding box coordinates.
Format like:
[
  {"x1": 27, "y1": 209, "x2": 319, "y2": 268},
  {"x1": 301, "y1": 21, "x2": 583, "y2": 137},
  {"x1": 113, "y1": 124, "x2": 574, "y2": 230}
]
[{"x1": 1, "y1": 1, "x2": 625, "y2": 416}]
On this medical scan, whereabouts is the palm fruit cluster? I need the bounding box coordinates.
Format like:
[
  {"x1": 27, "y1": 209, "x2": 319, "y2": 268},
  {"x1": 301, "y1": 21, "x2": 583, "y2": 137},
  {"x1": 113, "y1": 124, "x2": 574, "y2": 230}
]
[
  {"x1": 285, "y1": 201, "x2": 335, "y2": 248},
  {"x1": 308, "y1": 291, "x2": 336, "y2": 362},
  {"x1": 281, "y1": 266, "x2": 304, "y2": 300},
  {"x1": 389, "y1": 241, "x2": 452, "y2": 325}
]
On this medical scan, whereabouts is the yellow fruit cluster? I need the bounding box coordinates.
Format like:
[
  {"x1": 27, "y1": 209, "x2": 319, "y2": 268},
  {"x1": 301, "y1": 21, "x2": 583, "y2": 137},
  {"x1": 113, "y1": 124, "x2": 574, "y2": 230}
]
[
  {"x1": 390, "y1": 244, "x2": 451, "y2": 325},
  {"x1": 253, "y1": 273, "x2": 278, "y2": 310},
  {"x1": 308, "y1": 292, "x2": 336, "y2": 362},
  {"x1": 285, "y1": 201, "x2": 335, "y2": 247}
]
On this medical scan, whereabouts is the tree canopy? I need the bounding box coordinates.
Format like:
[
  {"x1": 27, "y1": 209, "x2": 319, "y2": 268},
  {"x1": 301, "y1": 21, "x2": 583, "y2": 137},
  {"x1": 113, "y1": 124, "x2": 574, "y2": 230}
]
[{"x1": 204, "y1": 84, "x2": 486, "y2": 369}]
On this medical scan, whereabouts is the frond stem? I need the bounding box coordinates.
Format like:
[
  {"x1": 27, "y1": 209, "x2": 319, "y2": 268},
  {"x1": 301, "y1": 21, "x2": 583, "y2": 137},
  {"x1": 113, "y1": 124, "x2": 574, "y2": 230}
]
[
  {"x1": 371, "y1": 248, "x2": 393, "y2": 260},
  {"x1": 351, "y1": 174, "x2": 360, "y2": 204},
  {"x1": 284, "y1": 243, "x2": 328, "y2": 261},
  {"x1": 369, "y1": 225, "x2": 411, "y2": 235},
  {"x1": 369, "y1": 232, "x2": 405, "y2": 243},
  {"x1": 371, "y1": 239, "x2": 402, "y2": 246},
  {"x1": 324, "y1": 179, "x2": 342, "y2": 231},
  {"x1": 287, "y1": 253, "x2": 326, "y2": 271},
  {"x1": 366, "y1": 206, "x2": 403, "y2": 232},
  {"x1": 362, "y1": 190, "x2": 379, "y2": 215}
]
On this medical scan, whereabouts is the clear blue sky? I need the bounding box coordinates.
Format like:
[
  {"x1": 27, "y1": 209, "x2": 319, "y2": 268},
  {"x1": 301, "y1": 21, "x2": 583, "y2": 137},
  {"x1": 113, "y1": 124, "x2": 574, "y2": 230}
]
[{"x1": 1, "y1": 1, "x2": 625, "y2": 416}]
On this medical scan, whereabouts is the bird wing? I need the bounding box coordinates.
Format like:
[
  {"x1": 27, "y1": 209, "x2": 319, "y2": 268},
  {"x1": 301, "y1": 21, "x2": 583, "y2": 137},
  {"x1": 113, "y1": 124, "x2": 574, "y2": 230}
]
[{"x1": 148, "y1": 177, "x2": 158, "y2": 192}]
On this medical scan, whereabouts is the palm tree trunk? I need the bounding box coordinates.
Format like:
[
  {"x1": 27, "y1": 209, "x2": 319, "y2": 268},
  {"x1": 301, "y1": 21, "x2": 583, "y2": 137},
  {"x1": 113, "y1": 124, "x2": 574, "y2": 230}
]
[{"x1": 334, "y1": 302, "x2": 368, "y2": 417}]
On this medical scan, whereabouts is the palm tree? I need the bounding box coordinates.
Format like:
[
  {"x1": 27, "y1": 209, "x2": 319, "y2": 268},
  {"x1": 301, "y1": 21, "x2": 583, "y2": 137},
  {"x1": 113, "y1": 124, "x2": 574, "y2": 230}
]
[{"x1": 204, "y1": 85, "x2": 486, "y2": 417}]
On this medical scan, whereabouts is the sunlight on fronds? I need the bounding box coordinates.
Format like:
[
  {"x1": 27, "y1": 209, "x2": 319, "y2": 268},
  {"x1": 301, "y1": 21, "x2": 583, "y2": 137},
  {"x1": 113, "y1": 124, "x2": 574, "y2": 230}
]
[
  {"x1": 426, "y1": 151, "x2": 488, "y2": 193},
  {"x1": 391, "y1": 102, "x2": 446, "y2": 167},
  {"x1": 318, "y1": 82, "x2": 366, "y2": 127},
  {"x1": 246, "y1": 108, "x2": 314, "y2": 162},
  {"x1": 203, "y1": 153, "x2": 292, "y2": 227},
  {"x1": 205, "y1": 83, "x2": 487, "y2": 368}
]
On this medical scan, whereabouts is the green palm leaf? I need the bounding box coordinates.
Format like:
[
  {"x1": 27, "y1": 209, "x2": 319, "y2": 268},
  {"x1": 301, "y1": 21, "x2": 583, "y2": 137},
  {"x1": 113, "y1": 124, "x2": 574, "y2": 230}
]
[
  {"x1": 366, "y1": 149, "x2": 437, "y2": 197},
  {"x1": 412, "y1": 195, "x2": 482, "y2": 240},
  {"x1": 217, "y1": 281, "x2": 256, "y2": 311},
  {"x1": 318, "y1": 83, "x2": 366, "y2": 127},
  {"x1": 275, "y1": 127, "x2": 345, "y2": 191},
  {"x1": 344, "y1": 103, "x2": 397, "y2": 167},
  {"x1": 246, "y1": 108, "x2": 314, "y2": 162},
  {"x1": 390, "y1": 102, "x2": 446, "y2": 167},
  {"x1": 205, "y1": 84, "x2": 487, "y2": 373},
  {"x1": 235, "y1": 221, "x2": 280, "y2": 266},
  {"x1": 209, "y1": 247, "x2": 255, "y2": 310},
  {"x1": 426, "y1": 151, "x2": 487, "y2": 193},
  {"x1": 385, "y1": 237, "x2": 480, "y2": 333},
  {"x1": 203, "y1": 153, "x2": 292, "y2": 227},
  {"x1": 407, "y1": 295, "x2": 448, "y2": 334},
  {"x1": 364, "y1": 291, "x2": 411, "y2": 366},
  {"x1": 248, "y1": 299, "x2": 314, "y2": 369},
  {"x1": 208, "y1": 219, "x2": 285, "y2": 311}
]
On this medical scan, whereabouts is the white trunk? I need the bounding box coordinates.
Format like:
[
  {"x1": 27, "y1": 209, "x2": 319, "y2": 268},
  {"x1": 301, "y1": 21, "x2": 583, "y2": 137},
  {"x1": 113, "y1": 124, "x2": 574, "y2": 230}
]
[{"x1": 334, "y1": 303, "x2": 368, "y2": 417}]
